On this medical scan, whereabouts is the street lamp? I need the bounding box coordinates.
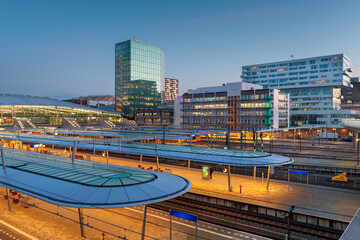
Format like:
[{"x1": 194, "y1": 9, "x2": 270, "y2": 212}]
[{"x1": 283, "y1": 205, "x2": 296, "y2": 240}]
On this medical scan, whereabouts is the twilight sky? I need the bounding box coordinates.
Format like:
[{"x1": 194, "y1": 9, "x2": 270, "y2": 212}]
[{"x1": 1, "y1": 0, "x2": 360, "y2": 99}]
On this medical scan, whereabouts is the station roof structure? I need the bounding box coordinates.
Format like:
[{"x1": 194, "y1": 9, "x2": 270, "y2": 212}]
[
  {"x1": 0, "y1": 149, "x2": 191, "y2": 208},
  {"x1": 0, "y1": 94, "x2": 121, "y2": 115},
  {"x1": 340, "y1": 208, "x2": 360, "y2": 240},
  {"x1": 0, "y1": 132, "x2": 293, "y2": 167},
  {"x1": 51, "y1": 129, "x2": 189, "y2": 140}
]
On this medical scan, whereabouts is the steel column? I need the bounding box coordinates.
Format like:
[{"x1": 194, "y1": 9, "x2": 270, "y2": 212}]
[
  {"x1": 141, "y1": 205, "x2": 148, "y2": 240},
  {"x1": 71, "y1": 142, "x2": 77, "y2": 162},
  {"x1": 1, "y1": 146, "x2": 6, "y2": 171},
  {"x1": 240, "y1": 128, "x2": 243, "y2": 151},
  {"x1": 266, "y1": 166, "x2": 271, "y2": 190},
  {"x1": 227, "y1": 165, "x2": 231, "y2": 192},
  {"x1": 288, "y1": 170, "x2": 290, "y2": 192},
  {"x1": 78, "y1": 208, "x2": 85, "y2": 238},
  {"x1": 357, "y1": 132, "x2": 359, "y2": 165},
  {"x1": 293, "y1": 129, "x2": 295, "y2": 150},
  {"x1": 155, "y1": 137, "x2": 159, "y2": 170},
  {"x1": 162, "y1": 126, "x2": 166, "y2": 145},
  {"x1": 5, "y1": 188, "x2": 11, "y2": 211},
  {"x1": 93, "y1": 142, "x2": 95, "y2": 156}
]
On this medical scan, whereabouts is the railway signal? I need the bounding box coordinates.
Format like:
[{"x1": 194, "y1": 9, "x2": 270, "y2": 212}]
[{"x1": 283, "y1": 205, "x2": 296, "y2": 240}]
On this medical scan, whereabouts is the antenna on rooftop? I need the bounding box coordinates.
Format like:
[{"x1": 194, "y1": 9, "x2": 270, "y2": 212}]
[
  {"x1": 134, "y1": 36, "x2": 139, "y2": 42},
  {"x1": 290, "y1": 55, "x2": 294, "y2": 60}
]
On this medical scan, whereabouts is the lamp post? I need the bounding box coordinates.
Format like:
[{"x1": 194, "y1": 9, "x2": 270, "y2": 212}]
[{"x1": 283, "y1": 205, "x2": 296, "y2": 240}]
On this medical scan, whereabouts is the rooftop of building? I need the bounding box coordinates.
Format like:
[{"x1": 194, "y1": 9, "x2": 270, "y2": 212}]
[
  {"x1": 187, "y1": 81, "x2": 263, "y2": 94},
  {"x1": 242, "y1": 53, "x2": 348, "y2": 68},
  {"x1": 115, "y1": 39, "x2": 165, "y2": 52}
]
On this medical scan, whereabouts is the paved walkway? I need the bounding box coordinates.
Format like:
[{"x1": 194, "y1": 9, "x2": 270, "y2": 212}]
[{"x1": 88, "y1": 153, "x2": 360, "y2": 222}]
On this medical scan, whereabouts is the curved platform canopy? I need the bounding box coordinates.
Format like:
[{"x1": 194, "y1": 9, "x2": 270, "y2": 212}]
[
  {"x1": 50, "y1": 129, "x2": 189, "y2": 140},
  {"x1": 0, "y1": 149, "x2": 191, "y2": 208},
  {"x1": 0, "y1": 132, "x2": 293, "y2": 167}
]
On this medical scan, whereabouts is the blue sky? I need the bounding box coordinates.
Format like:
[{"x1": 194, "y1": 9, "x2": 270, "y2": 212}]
[{"x1": 1, "y1": 0, "x2": 360, "y2": 99}]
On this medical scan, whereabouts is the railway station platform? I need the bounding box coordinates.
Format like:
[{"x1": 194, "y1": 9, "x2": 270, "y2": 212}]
[{"x1": 85, "y1": 153, "x2": 360, "y2": 222}]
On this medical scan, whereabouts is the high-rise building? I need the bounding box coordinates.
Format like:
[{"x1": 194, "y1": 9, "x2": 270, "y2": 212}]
[
  {"x1": 242, "y1": 54, "x2": 358, "y2": 125},
  {"x1": 115, "y1": 40, "x2": 165, "y2": 118},
  {"x1": 175, "y1": 82, "x2": 290, "y2": 130},
  {"x1": 164, "y1": 78, "x2": 179, "y2": 105}
]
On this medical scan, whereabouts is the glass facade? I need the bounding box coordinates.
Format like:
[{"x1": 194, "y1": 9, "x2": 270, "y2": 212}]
[{"x1": 115, "y1": 40, "x2": 164, "y2": 118}]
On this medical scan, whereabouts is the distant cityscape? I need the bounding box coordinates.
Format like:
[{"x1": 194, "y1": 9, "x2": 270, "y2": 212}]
[{"x1": 104, "y1": 40, "x2": 359, "y2": 131}]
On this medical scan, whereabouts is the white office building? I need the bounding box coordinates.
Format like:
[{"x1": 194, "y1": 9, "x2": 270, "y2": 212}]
[{"x1": 242, "y1": 54, "x2": 358, "y2": 125}]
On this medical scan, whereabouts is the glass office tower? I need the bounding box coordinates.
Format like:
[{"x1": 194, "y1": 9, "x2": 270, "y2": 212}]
[{"x1": 115, "y1": 40, "x2": 164, "y2": 118}]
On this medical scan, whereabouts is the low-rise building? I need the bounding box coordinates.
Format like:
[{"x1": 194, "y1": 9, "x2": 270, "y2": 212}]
[
  {"x1": 175, "y1": 82, "x2": 290, "y2": 130},
  {"x1": 135, "y1": 106, "x2": 173, "y2": 126}
]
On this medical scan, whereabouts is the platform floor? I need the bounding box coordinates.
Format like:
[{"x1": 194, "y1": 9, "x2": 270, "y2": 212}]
[{"x1": 87, "y1": 153, "x2": 360, "y2": 222}]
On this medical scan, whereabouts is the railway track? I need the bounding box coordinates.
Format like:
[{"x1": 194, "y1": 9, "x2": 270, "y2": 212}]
[{"x1": 150, "y1": 197, "x2": 343, "y2": 240}]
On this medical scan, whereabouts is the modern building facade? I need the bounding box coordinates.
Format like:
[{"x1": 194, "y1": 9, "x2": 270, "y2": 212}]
[
  {"x1": 341, "y1": 77, "x2": 360, "y2": 116},
  {"x1": 135, "y1": 106, "x2": 173, "y2": 126},
  {"x1": 115, "y1": 40, "x2": 165, "y2": 118},
  {"x1": 242, "y1": 54, "x2": 358, "y2": 125},
  {"x1": 175, "y1": 82, "x2": 290, "y2": 130},
  {"x1": 164, "y1": 78, "x2": 179, "y2": 105}
]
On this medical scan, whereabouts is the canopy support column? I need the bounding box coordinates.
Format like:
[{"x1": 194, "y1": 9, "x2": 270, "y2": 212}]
[
  {"x1": 266, "y1": 166, "x2": 271, "y2": 190},
  {"x1": 293, "y1": 129, "x2": 296, "y2": 150},
  {"x1": 5, "y1": 188, "x2": 11, "y2": 211},
  {"x1": 188, "y1": 160, "x2": 190, "y2": 171},
  {"x1": 154, "y1": 137, "x2": 159, "y2": 171},
  {"x1": 118, "y1": 139, "x2": 121, "y2": 152},
  {"x1": 1, "y1": 146, "x2": 6, "y2": 171},
  {"x1": 253, "y1": 166, "x2": 256, "y2": 181},
  {"x1": 356, "y1": 131, "x2": 359, "y2": 165},
  {"x1": 93, "y1": 142, "x2": 96, "y2": 156},
  {"x1": 78, "y1": 208, "x2": 85, "y2": 238},
  {"x1": 140, "y1": 155, "x2": 142, "y2": 164},
  {"x1": 1, "y1": 147, "x2": 11, "y2": 212},
  {"x1": 71, "y1": 141, "x2": 77, "y2": 163},
  {"x1": 141, "y1": 205, "x2": 148, "y2": 240},
  {"x1": 240, "y1": 128, "x2": 243, "y2": 151},
  {"x1": 227, "y1": 165, "x2": 231, "y2": 192},
  {"x1": 162, "y1": 126, "x2": 166, "y2": 145}
]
